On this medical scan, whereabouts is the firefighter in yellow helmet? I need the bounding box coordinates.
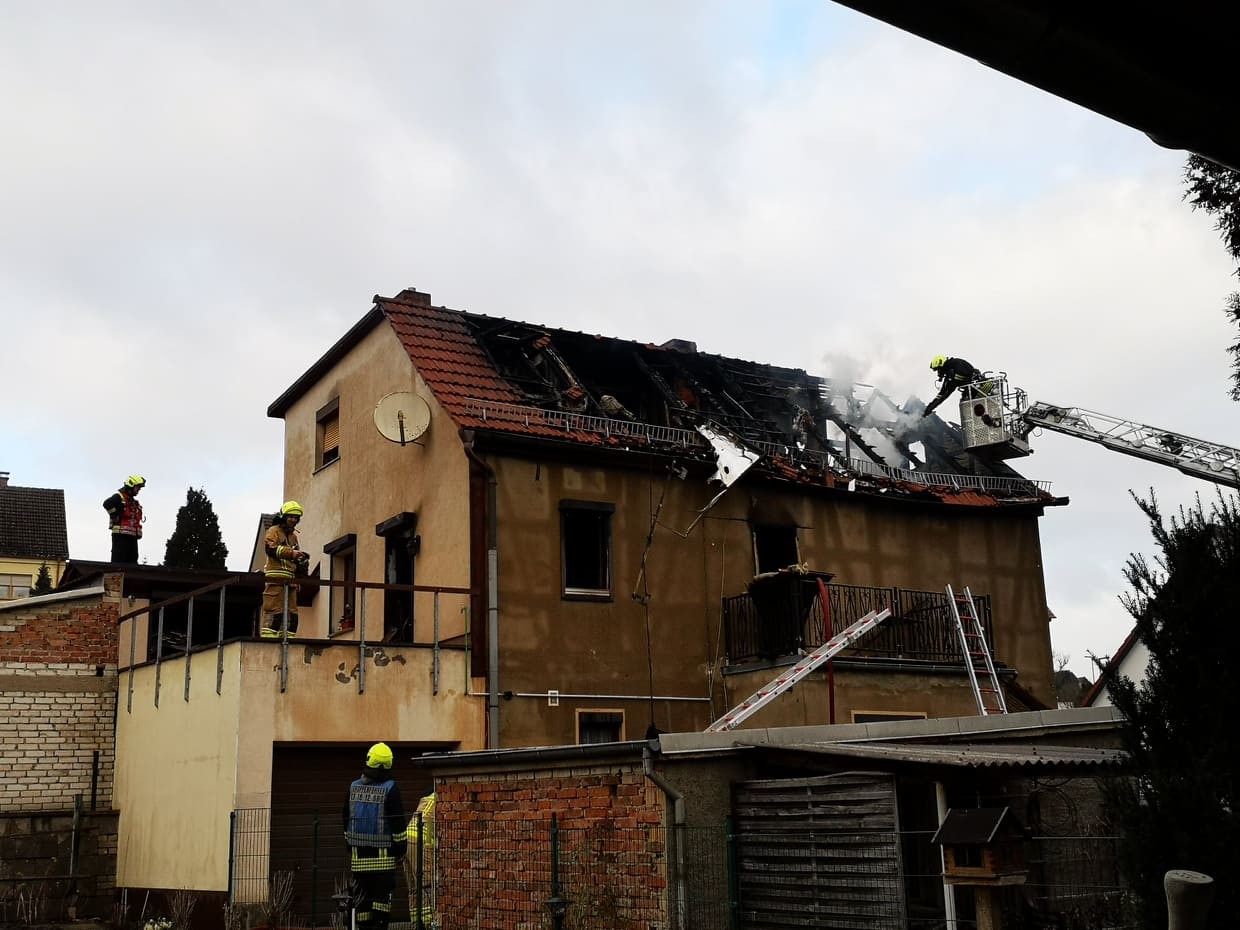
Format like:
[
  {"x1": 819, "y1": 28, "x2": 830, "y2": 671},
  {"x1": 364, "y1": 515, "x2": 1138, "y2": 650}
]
[
  {"x1": 922, "y1": 356, "x2": 981, "y2": 418},
  {"x1": 102, "y1": 476, "x2": 146, "y2": 564},
  {"x1": 408, "y1": 791, "x2": 437, "y2": 928},
  {"x1": 343, "y1": 743, "x2": 408, "y2": 930},
  {"x1": 261, "y1": 501, "x2": 309, "y2": 638}
]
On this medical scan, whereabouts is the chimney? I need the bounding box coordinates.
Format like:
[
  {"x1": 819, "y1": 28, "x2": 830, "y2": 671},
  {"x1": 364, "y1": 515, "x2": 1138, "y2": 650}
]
[
  {"x1": 395, "y1": 288, "x2": 432, "y2": 307},
  {"x1": 660, "y1": 339, "x2": 698, "y2": 354},
  {"x1": 0, "y1": 472, "x2": 8, "y2": 488}
]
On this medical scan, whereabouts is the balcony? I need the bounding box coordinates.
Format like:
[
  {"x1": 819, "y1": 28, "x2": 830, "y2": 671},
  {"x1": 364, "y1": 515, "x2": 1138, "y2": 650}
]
[{"x1": 722, "y1": 574, "x2": 994, "y2": 666}]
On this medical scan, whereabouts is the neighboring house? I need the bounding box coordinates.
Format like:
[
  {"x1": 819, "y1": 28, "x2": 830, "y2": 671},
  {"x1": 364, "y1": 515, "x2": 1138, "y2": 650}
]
[
  {"x1": 1082, "y1": 625, "x2": 1149, "y2": 707},
  {"x1": 0, "y1": 471, "x2": 69, "y2": 598}
]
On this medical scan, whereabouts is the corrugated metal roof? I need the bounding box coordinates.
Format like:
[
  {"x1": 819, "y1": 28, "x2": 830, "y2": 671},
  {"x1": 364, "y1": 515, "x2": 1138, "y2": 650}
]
[{"x1": 738, "y1": 740, "x2": 1125, "y2": 770}]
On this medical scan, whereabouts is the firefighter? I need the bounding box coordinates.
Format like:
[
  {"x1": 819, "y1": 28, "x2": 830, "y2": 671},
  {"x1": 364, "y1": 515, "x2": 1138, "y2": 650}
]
[
  {"x1": 409, "y1": 791, "x2": 436, "y2": 928},
  {"x1": 922, "y1": 356, "x2": 982, "y2": 418},
  {"x1": 262, "y1": 501, "x2": 308, "y2": 638},
  {"x1": 344, "y1": 743, "x2": 408, "y2": 930},
  {"x1": 102, "y1": 475, "x2": 146, "y2": 564}
]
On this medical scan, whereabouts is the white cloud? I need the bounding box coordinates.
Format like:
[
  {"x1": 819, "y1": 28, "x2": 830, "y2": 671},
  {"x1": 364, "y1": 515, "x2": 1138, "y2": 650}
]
[{"x1": 2, "y1": 2, "x2": 1234, "y2": 676}]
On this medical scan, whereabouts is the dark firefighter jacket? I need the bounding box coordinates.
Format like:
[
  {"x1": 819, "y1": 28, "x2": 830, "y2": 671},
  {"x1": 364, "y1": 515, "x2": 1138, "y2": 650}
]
[
  {"x1": 343, "y1": 774, "x2": 408, "y2": 872},
  {"x1": 925, "y1": 357, "x2": 981, "y2": 414}
]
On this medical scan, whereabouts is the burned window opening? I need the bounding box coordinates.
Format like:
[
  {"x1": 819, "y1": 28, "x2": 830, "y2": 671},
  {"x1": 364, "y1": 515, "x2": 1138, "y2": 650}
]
[
  {"x1": 561, "y1": 500, "x2": 614, "y2": 599},
  {"x1": 752, "y1": 524, "x2": 800, "y2": 575}
]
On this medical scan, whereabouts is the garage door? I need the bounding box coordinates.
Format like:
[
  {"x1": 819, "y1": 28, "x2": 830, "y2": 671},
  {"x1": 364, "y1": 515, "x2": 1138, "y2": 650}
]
[
  {"x1": 269, "y1": 744, "x2": 435, "y2": 924},
  {"x1": 733, "y1": 771, "x2": 907, "y2": 930}
]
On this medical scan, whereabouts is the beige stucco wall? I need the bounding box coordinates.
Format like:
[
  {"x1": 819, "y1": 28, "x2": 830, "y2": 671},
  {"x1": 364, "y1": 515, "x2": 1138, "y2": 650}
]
[
  {"x1": 115, "y1": 647, "x2": 243, "y2": 890},
  {"x1": 278, "y1": 322, "x2": 472, "y2": 642},
  {"x1": 485, "y1": 455, "x2": 1056, "y2": 745},
  {"x1": 116, "y1": 640, "x2": 484, "y2": 891}
]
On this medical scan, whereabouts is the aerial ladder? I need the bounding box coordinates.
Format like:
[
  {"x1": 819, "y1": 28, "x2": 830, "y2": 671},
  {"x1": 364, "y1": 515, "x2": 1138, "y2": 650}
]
[{"x1": 949, "y1": 373, "x2": 1240, "y2": 490}]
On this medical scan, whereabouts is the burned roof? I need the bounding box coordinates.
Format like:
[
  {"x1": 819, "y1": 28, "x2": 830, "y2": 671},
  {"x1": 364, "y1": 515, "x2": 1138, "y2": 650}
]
[
  {"x1": 0, "y1": 482, "x2": 69, "y2": 562},
  {"x1": 272, "y1": 288, "x2": 1061, "y2": 508}
]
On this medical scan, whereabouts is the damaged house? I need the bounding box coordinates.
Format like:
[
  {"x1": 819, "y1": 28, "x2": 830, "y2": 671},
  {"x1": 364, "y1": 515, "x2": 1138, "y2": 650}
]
[
  {"x1": 266, "y1": 286, "x2": 1062, "y2": 742},
  {"x1": 97, "y1": 287, "x2": 1064, "y2": 914}
]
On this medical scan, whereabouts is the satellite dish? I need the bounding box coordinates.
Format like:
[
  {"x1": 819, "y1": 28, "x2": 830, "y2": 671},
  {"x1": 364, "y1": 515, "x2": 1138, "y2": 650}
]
[{"x1": 374, "y1": 392, "x2": 431, "y2": 446}]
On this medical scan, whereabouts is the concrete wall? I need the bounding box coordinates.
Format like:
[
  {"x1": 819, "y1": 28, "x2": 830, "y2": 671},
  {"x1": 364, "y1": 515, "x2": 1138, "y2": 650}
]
[
  {"x1": 115, "y1": 639, "x2": 484, "y2": 892},
  {"x1": 278, "y1": 322, "x2": 472, "y2": 642},
  {"x1": 487, "y1": 455, "x2": 1056, "y2": 744}
]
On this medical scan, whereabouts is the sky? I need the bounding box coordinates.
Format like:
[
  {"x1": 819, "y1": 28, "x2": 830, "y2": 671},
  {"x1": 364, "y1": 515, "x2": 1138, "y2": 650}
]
[{"x1": 3, "y1": 2, "x2": 1236, "y2": 679}]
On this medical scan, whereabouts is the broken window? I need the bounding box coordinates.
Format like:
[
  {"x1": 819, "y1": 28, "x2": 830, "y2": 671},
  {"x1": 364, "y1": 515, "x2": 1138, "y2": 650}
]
[
  {"x1": 560, "y1": 500, "x2": 614, "y2": 599},
  {"x1": 316, "y1": 398, "x2": 340, "y2": 469},
  {"x1": 324, "y1": 533, "x2": 357, "y2": 634},
  {"x1": 577, "y1": 710, "x2": 624, "y2": 744},
  {"x1": 752, "y1": 524, "x2": 799, "y2": 574}
]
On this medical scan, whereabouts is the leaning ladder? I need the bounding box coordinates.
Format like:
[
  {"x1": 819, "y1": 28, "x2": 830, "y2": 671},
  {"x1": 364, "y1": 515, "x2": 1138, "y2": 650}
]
[
  {"x1": 947, "y1": 585, "x2": 1008, "y2": 715},
  {"x1": 706, "y1": 607, "x2": 892, "y2": 733}
]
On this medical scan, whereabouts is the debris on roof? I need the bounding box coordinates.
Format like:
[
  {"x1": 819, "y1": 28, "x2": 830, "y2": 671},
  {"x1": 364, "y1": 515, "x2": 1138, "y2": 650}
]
[{"x1": 308, "y1": 290, "x2": 1064, "y2": 509}]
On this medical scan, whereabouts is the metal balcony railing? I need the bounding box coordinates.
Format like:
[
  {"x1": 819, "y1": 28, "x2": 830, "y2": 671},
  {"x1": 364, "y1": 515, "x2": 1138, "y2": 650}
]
[
  {"x1": 463, "y1": 398, "x2": 1050, "y2": 498},
  {"x1": 117, "y1": 575, "x2": 475, "y2": 709},
  {"x1": 722, "y1": 578, "x2": 994, "y2": 666}
]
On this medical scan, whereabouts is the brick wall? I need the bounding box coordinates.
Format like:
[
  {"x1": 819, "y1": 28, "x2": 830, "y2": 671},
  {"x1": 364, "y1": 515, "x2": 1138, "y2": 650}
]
[
  {"x1": 432, "y1": 763, "x2": 668, "y2": 929},
  {"x1": 0, "y1": 591, "x2": 119, "y2": 814}
]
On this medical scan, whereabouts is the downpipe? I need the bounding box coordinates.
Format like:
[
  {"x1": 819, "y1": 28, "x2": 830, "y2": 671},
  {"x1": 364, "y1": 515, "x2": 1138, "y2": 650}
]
[
  {"x1": 464, "y1": 437, "x2": 501, "y2": 749},
  {"x1": 643, "y1": 745, "x2": 687, "y2": 930}
]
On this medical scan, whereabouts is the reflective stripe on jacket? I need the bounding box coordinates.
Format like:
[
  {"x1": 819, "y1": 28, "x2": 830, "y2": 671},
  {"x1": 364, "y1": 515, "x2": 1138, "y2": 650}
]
[
  {"x1": 263, "y1": 524, "x2": 301, "y2": 579},
  {"x1": 104, "y1": 491, "x2": 143, "y2": 537}
]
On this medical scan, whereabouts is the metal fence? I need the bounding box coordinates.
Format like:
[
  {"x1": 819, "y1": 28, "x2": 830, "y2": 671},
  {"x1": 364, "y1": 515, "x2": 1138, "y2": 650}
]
[
  {"x1": 230, "y1": 809, "x2": 1131, "y2": 930},
  {"x1": 0, "y1": 818, "x2": 110, "y2": 925},
  {"x1": 723, "y1": 579, "x2": 994, "y2": 666}
]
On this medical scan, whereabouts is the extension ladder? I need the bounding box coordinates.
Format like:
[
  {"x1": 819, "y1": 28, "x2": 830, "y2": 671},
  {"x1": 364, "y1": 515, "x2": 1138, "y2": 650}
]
[
  {"x1": 706, "y1": 607, "x2": 892, "y2": 733},
  {"x1": 947, "y1": 585, "x2": 1008, "y2": 715}
]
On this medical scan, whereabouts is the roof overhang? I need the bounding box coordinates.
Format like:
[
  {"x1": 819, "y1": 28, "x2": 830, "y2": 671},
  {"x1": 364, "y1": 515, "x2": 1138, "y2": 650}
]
[
  {"x1": 832, "y1": 0, "x2": 1240, "y2": 170},
  {"x1": 267, "y1": 305, "x2": 385, "y2": 418}
]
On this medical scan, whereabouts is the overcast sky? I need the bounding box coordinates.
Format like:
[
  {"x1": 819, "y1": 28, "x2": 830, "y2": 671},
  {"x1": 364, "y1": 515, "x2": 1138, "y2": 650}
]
[{"x1": 4, "y1": 3, "x2": 1236, "y2": 678}]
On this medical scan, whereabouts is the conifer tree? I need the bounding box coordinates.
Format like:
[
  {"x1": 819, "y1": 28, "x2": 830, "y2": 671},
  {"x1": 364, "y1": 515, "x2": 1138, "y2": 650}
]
[
  {"x1": 32, "y1": 562, "x2": 53, "y2": 595},
  {"x1": 163, "y1": 487, "x2": 229, "y2": 570},
  {"x1": 1106, "y1": 492, "x2": 1240, "y2": 929},
  {"x1": 1184, "y1": 155, "x2": 1240, "y2": 400}
]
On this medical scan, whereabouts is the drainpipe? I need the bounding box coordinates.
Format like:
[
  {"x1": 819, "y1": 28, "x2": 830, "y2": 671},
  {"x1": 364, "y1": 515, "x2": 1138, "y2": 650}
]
[
  {"x1": 643, "y1": 745, "x2": 687, "y2": 930},
  {"x1": 935, "y1": 780, "x2": 958, "y2": 929},
  {"x1": 463, "y1": 436, "x2": 501, "y2": 749}
]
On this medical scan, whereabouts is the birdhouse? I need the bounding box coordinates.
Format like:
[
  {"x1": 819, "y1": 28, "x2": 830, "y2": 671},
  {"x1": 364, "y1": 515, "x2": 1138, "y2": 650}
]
[{"x1": 932, "y1": 807, "x2": 1027, "y2": 886}]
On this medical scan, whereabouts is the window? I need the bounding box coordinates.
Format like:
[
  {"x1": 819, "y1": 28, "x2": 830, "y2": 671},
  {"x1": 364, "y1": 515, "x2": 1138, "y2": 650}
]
[
  {"x1": 316, "y1": 398, "x2": 340, "y2": 469},
  {"x1": 324, "y1": 534, "x2": 357, "y2": 634},
  {"x1": 560, "y1": 500, "x2": 614, "y2": 599},
  {"x1": 0, "y1": 574, "x2": 32, "y2": 600},
  {"x1": 752, "y1": 523, "x2": 799, "y2": 574},
  {"x1": 577, "y1": 710, "x2": 624, "y2": 744}
]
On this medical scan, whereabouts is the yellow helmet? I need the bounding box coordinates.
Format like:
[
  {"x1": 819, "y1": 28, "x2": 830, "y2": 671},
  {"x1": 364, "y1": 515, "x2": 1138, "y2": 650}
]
[
  {"x1": 279, "y1": 501, "x2": 304, "y2": 518},
  {"x1": 124, "y1": 475, "x2": 146, "y2": 489},
  {"x1": 366, "y1": 742, "x2": 394, "y2": 770},
  {"x1": 930, "y1": 356, "x2": 947, "y2": 371}
]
